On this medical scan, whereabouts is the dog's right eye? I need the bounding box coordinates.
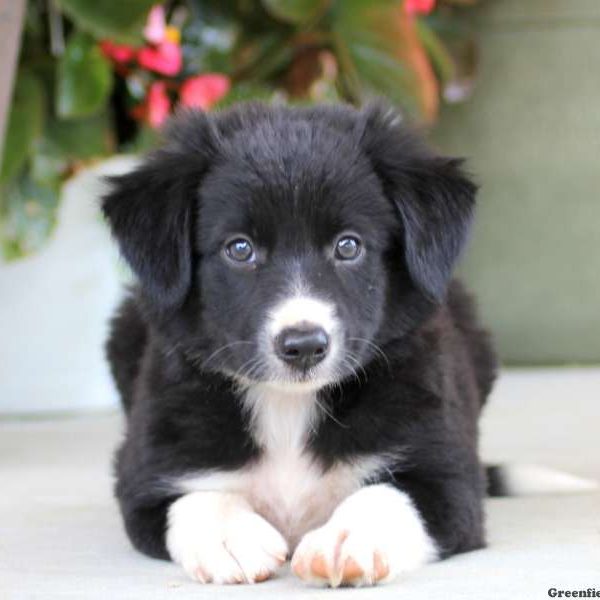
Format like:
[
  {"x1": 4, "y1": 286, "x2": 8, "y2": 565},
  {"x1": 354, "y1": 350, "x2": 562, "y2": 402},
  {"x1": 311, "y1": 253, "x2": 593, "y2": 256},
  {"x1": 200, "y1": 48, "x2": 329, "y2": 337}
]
[
  {"x1": 225, "y1": 238, "x2": 255, "y2": 263},
  {"x1": 334, "y1": 235, "x2": 362, "y2": 261}
]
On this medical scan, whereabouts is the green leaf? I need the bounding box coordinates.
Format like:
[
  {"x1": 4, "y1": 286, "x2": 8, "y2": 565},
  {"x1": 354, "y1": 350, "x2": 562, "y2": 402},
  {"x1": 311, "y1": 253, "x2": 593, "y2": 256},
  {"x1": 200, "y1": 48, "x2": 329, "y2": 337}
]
[
  {"x1": 333, "y1": 0, "x2": 412, "y2": 103},
  {"x1": 56, "y1": 32, "x2": 113, "y2": 119},
  {"x1": 233, "y1": 31, "x2": 293, "y2": 81},
  {"x1": 215, "y1": 83, "x2": 276, "y2": 108},
  {"x1": 123, "y1": 126, "x2": 160, "y2": 154},
  {"x1": 261, "y1": 0, "x2": 331, "y2": 24},
  {"x1": 180, "y1": 7, "x2": 237, "y2": 75},
  {"x1": 44, "y1": 112, "x2": 115, "y2": 160},
  {"x1": 333, "y1": 0, "x2": 438, "y2": 120},
  {"x1": 30, "y1": 141, "x2": 69, "y2": 190},
  {"x1": 0, "y1": 71, "x2": 45, "y2": 184},
  {"x1": 0, "y1": 174, "x2": 60, "y2": 260},
  {"x1": 416, "y1": 20, "x2": 456, "y2": 84},
  {"x1": 56, "y1": 0, "x2": 155, "y2": 44}
]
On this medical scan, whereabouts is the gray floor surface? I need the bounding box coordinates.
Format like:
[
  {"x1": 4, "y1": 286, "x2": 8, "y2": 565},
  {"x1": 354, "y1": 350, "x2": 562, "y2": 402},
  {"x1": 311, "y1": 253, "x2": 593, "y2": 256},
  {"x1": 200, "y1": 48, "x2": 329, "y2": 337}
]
[{"x1": 1, "y1": 369, "x2": 599, "y2": 599}]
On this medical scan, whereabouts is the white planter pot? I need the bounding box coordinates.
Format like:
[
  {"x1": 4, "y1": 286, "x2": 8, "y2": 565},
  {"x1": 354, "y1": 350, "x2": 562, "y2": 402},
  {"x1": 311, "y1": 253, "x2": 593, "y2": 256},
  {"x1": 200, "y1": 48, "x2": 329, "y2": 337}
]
[{"x1": 0, "y1": 156, "x2": 138, "y2": 415}]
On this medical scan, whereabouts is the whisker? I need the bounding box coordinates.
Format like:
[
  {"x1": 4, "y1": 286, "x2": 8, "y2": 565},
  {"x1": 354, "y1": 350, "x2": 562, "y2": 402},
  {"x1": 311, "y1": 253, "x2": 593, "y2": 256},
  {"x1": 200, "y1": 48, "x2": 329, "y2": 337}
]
[
  {"x1": 314, "y1": 395, "x2": 349, "y2": 430},
  {"x1": 230, "y1": 356, "x2": 260, "y2": 384},
  {"x1": 344, "y1": 351, "x2": 368, "y2": 382},
  {"x1": 199, "y1": 340, "x2": 256, "y2": 370},
  {"x1": 162, "y1": 341, "x2": 183, "y2": 358},
  {"x1": 340, "y1": 357, "x2": 362, "y2": 386},
  {"x1": 241, "y1": 357, "x2": 267, "y2": 383},
  {"x1": 348, "y1": 337, "x2": 391, "y2": 371}
]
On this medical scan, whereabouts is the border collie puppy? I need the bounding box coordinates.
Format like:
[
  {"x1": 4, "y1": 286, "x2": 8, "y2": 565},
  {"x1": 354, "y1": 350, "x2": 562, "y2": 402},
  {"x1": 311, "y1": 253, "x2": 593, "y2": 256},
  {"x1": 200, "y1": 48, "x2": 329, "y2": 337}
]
[{"x1": 103, "y1": 102, "x2": 497, "y2": 587}]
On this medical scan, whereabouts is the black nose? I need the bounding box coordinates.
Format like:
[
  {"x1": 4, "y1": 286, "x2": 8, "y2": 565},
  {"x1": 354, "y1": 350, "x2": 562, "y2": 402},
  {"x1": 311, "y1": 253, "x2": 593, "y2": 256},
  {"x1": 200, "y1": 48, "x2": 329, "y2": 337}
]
[{"x1": 275, "y1": 327, "x2": 330, "y2": 369}]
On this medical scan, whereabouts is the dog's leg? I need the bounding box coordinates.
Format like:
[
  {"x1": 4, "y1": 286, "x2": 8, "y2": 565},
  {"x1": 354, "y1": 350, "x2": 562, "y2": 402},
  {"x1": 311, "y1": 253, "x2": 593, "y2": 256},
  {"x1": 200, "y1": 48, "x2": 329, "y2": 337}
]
[
  {"x1": 166, "y1": 491, "x2": 289, "y2": 584},
  {"x1": 291, "y1": 483, "x2": 438, "y2": 587}
]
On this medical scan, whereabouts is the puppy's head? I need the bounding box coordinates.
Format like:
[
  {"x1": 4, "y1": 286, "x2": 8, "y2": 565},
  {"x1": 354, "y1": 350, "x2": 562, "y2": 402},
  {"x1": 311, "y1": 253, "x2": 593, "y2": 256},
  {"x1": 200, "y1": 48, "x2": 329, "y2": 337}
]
[{"x1": 103, "y1": 103, "x2": 476, "y2": 391}]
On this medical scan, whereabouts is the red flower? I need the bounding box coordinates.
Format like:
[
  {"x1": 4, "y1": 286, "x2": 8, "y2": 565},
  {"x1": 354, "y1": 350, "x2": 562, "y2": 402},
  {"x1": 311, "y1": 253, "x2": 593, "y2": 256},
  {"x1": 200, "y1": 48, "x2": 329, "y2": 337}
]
[
  {"x1": 179, "y1": 74, "x2": 231, "y2": 110},
  {"x1": 132, "y1": 81, "x2": 171, "y2": 128},
  {"x1": 405, "y1": 0, "x2": 436, "y2": 15},
  {"x1": 137, "y1": 40, "x2": 182, "y2": 76},
  {"x1": 100, "y1": 40, "x2": 136, "y2": 64}
]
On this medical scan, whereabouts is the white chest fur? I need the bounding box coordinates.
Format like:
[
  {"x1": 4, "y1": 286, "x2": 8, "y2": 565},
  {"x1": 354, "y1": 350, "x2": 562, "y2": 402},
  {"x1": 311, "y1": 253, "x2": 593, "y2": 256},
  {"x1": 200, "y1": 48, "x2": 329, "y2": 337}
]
[{"x1": 172, "y1": 385, "x2": 388, "y2": 549}]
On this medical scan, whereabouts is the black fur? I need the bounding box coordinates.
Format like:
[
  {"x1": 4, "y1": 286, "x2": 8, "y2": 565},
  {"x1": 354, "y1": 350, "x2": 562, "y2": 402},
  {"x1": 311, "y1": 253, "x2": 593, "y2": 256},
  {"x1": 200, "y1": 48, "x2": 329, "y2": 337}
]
[{"x1": 103, "y1": 102, "x2": 497, "y2": 564}]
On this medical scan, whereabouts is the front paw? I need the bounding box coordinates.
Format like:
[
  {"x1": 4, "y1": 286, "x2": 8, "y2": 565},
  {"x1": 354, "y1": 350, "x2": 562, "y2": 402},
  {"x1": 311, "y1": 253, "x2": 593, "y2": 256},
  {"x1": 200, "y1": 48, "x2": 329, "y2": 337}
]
[
  {"x1": 291, "y1": 484, "x2": 437, "y2": 587},
  {"x1": 166, "y1": 492, "x2": 288, "y2": 584}
]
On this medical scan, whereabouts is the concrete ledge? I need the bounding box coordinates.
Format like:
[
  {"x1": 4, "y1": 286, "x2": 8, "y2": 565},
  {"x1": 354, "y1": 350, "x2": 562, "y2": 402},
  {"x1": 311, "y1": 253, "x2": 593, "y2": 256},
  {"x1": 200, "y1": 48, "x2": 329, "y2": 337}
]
[{"x1": 1, "y1": 369, "x2": 598, "y2": 598}]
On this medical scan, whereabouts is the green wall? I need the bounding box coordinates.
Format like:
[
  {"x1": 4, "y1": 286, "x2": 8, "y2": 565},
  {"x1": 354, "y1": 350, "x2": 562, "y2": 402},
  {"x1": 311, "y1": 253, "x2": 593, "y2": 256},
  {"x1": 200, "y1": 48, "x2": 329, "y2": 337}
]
[{"x1": 433, "y1": 0, "x2": 600, "y2": 364}]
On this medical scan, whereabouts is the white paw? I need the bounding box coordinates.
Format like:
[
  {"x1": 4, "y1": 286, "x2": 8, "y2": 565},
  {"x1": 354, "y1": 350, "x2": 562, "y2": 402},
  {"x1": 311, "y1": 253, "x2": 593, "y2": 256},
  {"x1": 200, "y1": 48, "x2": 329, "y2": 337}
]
[
  {"x1": 291, "y1": 484, "x2": 438, "y2": 587},
  {"x1": 166, "y1": 491, "x2": 288, "y2": 584}
]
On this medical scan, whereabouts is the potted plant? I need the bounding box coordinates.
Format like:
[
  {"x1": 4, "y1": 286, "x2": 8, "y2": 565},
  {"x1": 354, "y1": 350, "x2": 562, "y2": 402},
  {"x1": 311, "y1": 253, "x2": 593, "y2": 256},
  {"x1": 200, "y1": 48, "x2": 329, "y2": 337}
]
[{"x1": 0, "y1": 0, "x2": 480, "y2": 413}]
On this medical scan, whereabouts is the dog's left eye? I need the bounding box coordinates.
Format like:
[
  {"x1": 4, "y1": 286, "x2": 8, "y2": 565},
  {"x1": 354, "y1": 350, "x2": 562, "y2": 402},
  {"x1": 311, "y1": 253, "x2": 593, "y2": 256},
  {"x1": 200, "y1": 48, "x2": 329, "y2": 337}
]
[
  {"x1": 334, "y1": 236, "x2": 362, "y2": 261},
  {"x1": 225, "y1": 238, "x2": 255, "y2": 263}
]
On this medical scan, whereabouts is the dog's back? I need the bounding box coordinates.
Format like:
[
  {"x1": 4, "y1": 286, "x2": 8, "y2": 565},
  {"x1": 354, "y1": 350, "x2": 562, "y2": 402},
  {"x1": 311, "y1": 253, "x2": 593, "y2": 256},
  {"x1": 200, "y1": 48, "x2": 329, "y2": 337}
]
[
  {"x1": 106, "y1": 295, "x2": 147, "y2": 414},
  {"x1": 446, "y1": 280, "x2": 498, "y2": 405}
]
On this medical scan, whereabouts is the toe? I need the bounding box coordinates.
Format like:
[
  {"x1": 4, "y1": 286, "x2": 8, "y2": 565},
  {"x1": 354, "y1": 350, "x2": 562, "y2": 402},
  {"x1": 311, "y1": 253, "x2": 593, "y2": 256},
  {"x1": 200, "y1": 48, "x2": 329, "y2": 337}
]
[
  {"x1": 340, "y1": 556, "x2": 364, "y2": 582},
  {"x1": 373, "y1": 551, "x2": 390, "y2": 581},
  {"x1": 254, "y1": 570, "x2": 271, "y2": 583},
  {"x1": 310, "y1": 554, "x2": 329, "y2": 580}
]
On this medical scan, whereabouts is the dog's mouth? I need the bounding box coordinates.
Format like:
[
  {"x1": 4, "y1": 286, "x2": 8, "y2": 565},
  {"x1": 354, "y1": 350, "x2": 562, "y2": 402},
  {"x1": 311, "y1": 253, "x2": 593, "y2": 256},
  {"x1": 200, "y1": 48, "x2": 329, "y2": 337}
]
[
  {"x1": 218, "y1": 330, "x2": 373, "y2": 393},
  {"x1": 221, "y1": 335, "x2": 378, "y2": 393},
  {"x1": 219, "y1": 293, "x2": 368, "y2": 392},
  {"x1": 223, "y1": 336, "x2": 344, "y2": 392},
  {"x1": 228, "y1": 357, "x2": 341, "y2": 392},
  {"x1": 260, "y1": 325, "x2": 347, "y2": 391}
]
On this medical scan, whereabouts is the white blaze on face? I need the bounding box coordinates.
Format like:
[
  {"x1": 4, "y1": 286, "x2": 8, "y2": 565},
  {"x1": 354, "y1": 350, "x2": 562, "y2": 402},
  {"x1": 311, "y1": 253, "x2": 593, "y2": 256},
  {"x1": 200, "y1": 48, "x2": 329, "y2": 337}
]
[
  {"x1": 266, "y1": 296, "x2": 338, "y2": 340},
  {"x1": 263, "y1": 292, "x2": 342, "y2": 389}
]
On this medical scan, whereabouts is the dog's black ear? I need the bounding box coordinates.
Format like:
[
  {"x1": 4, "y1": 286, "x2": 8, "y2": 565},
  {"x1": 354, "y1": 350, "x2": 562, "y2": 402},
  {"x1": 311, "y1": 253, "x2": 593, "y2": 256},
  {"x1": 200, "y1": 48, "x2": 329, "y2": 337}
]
[
  {"x1": 359, "y1": 104, "x2": 477, "y2": 301},
  {"x1": 102, "y1": 111, "x2": 218, "y2": 312}
]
